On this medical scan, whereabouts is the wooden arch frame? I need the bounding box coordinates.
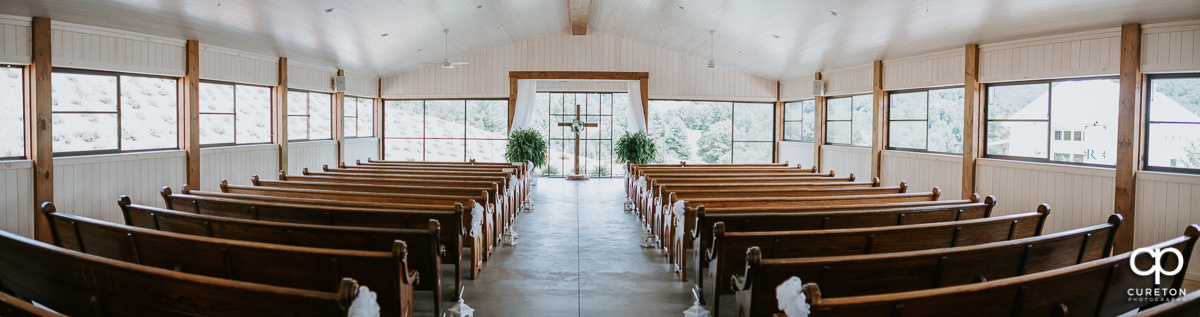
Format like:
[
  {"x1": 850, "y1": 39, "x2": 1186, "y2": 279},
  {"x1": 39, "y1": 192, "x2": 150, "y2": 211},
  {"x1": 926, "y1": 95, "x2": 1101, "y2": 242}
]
[{"x1": 507, "y1": 71, "x2": 650, "y2": 131}]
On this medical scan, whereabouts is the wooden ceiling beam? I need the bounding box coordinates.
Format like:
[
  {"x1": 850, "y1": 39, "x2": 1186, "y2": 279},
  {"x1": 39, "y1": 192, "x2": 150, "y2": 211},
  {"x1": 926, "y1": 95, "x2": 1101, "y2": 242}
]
[{"x1": 569, "y1": 0, "x2": 591, "y2": 36}]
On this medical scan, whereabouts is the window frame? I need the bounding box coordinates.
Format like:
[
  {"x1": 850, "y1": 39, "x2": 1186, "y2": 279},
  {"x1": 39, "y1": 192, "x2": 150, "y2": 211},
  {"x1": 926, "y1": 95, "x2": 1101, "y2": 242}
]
[
  {"x1": 823, "y1": 93, "x2": 873, "y2": 147},
  {"x1": 885, "y1": 86, "x2": 965, "y2": 155},
  {"x1": 198, "y1": 79, "x2": 273, "y2": 148},
  {"x1": 981, "y1": 76, "x2": 1119, "y2": 168},
  {"x1": 343, "y1": 95, "x2": 375, "y2": 139},
  {"x1": 286, "y1": 89, "x2": 334, "y2": 142},
  {"x1": 646, "y1": 99, "x2": 777, "y2": 164},
  {"x1": 781, "y1": 99, "x2": 815, "y2": 143},
  {"x1": 0, "y1": 64, "x2": 25, "y2": 160},
  {"x1": 383, "y1": 98, "x2": 509, "y2": 162},
  {"x1": 51, "y1": 68, "x2": 180, "y2": 157},
  {"x1": 1143, "y1": 73, "x2": 1200, "y2": 175}
]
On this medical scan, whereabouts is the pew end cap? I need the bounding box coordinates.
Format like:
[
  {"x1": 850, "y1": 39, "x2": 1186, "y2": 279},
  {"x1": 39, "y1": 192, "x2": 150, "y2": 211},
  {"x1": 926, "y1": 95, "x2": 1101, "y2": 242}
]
[
  {"x1": 898, "y1": 181, "x2": 907, "y2": 192},
  {"x1": 117, "y1": 195, "x2": 131, "y2": 207},
  {"x1": 931, "y1": 186, "x2": 942, "y2": 200},
  {"x1": 873, "y1": 177, "x2": 882, "y2": 187},
  {"x1": 1107, "y1": 213, "x2": 1124, "y2": 228},
  {"x1": 160, "y1": 186, "x2": 173, "y2": 198},
  {"x1": 337, "y1": 278, "x2": 360, "y2": 310},
  {"x1": 338, "y1": 162, "x2": 345, "y2": 169},
  {"x1": 39, "y1": 201, "x2": 56, "y2": 216},
  {"x1": 322, "y1": 164, "x2": 330, "y2": 171},
  {"x1": 1186, "y1": 224, "x2": 1200, "y2": 239},
  {"x1": 278, "y1": 170, "x2": 287, "y2": 180},
  {"x1": 802, "y1": 283, "x2": 822, "y2": 306},
  {"x1": 250, "y1": 175, "x2": 260, "y2": 186},
  {"x1": 218, "y1": 179, "x2": 229, "y2": 192},
  {"x1": 181, "y1": 184, "x2": 192, "y2": 194}
]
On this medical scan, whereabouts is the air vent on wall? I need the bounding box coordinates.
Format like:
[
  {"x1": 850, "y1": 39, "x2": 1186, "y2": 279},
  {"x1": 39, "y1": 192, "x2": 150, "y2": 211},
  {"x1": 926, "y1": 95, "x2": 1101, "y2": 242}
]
[
  {"x1": 812, "y1": 79, "x2": 825, "y2": 96},
  {"x1": 333, "y1": 76, "x2": 346, "y2": 92}
]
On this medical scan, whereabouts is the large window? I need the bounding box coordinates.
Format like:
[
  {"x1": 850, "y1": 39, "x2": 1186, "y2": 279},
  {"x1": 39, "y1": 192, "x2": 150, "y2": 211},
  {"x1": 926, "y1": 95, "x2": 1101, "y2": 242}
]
[
  {"x1": 985, "y1": 78, "x2": 1118, "y2": 165},
  {"x1": 51, "y1": 71, "x2": 177, "y2": 154},
  {"x1": 383, "y1": 99, "x2": 508, "y2": 162},
  {"x1": 198, "y1": 82, "x2": 271, "y2": 146},
  {"x1": 344, "y1": 96, "x2": 375, "y2": 138},
  {"x1": 532, "y1": 92, "x2": 631, "y2": 177},
  {"x1": 1, "y1": 66, "x2": 22, "y2": 159},
  {"x1": 825, "y1": 94, "x2": 873, "y2": 147},
  {"x1": 783, "y1": 100, "x2": 815, "y2": 142},
  {"x1": 648, "y1": 100, "x2": 774, "y2": 164},
  {"x1": 888, "y1": 88, "x2": 965, "y2": 153},
  {"x1": 287, "y1": 90, "x2": 332, "y2": 141},
  {"x1": 1146, "y1": 75, "x2": 1200, "y2": 171}
]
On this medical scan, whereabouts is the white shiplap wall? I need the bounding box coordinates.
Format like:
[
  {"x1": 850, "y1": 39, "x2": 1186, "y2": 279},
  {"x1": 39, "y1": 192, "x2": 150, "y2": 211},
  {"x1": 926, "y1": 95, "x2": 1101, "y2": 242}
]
[
  {"x1": 779, "y1": 77, "x2": 815, "y2": 102},
  {"x1": 50, "y1": 21, "x2": 186, "y2": 77},
  {"x1": 778, "y1": 141, "x2": 816, "y2": 170},
  {"x1": 882, "y1": 49, "x2": 966, "y2": 91},
  {"x1": 344, "y1": 72, "x2": 379, "y2": 98},
  {"x1": 0, "y1": 15, "x2": 30, "y2": 65},
  {"x1": 0, "y1": 160, "x2": 34, "y2": 238},
  {"x1": 52, "y1": 151, "x2": 185, "y2": 224},
  {"x1": 820, "y1": 145, "x2": 872, "y2": 180},
  {"x1": 343, "y1": 137, "x2": 380, "y2": 165},
  {"x1": 199, "y1": 144, "x2": 280, "y2": 191},
  {"x1": 381, "y1": 30, "x2": 777, "y2": 102},
  {"x1": 880, "y1": 151, "x2": 963, "y2": 200},
  {"x1": 288, "y1": 140, "x2": 338, "y2": 175},
  {"x1": 978, "y1": 28, "x2": 1121, "y2": 83},
  {"x1": 288, "y1": 62, "x2": 336, "y2": 93},
  {"x1": 199, "y1": 44, "x2": 279, "y2": 86},
  {"x1": 822, "y1": 64, "x2": 875, "y2": 96},
  {"x1": 975, "y1": 158, "x2": 1115, "y2": 235},
  {"x1": 1141, "y1": 21, "x2": 1200, "y2": 73},
  {"x1": 1133, "y1": 171, "x2": 1200, "y2": 280},
  {"x1": 537, "y1": 80, "x2": 630, "y2": 92}
]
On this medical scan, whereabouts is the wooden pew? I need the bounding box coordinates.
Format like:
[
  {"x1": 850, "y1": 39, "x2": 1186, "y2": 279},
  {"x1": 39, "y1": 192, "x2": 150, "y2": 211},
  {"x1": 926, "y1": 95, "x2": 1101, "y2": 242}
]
[
  {"x1": 732, "y1": 214, "x2": 1122, "y2": 317},
  {"x1": 707, "y1": 207, "x2": 1052, "y2": 314},
  {"x1": 690, "y1": 195, "x2": 997, "y2": 301},
  {"x1": 0, "y1": 292, "x2": 64, "y2": 317},
  {"x1": 44, "y1": 204, "x2": 420, "y2": 316},
  {"x1": 160, "y1": 187, "x2": 474, "y2": 287},
  {"x1": 796, "y1": 225, "x2": 1199, "y2": 317},
  {"x1": 634, "y1": 174, "x2": 857, "y2": 226},
  {"x1": 625, "y1": 162, "x2": 791, "y2": 197},
  {"x1": 0, "y1": 228, "x2": 360, "y2": 316},
  {"x1": 1134, "y1": 290, "x2": 1200, "y2": 316}
]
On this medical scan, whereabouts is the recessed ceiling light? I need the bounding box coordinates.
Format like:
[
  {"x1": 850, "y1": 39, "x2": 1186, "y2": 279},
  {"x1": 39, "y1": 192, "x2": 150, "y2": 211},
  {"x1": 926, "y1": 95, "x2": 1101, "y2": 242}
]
[
  {"x1": 324, "y1": 8, "x2": 334, "y2": 13},
  {"x1": 827, "y1": 10, "x2": 838, "y2": 16},
  {"x1": 678, "y1": 5, "x2": 685, "y2": 10},
  {"x1": 656, "y1": 28, "x2": 664, "y2": 31},
  {"x1": 476, "y1": 4, "x2": 484, "y2": 8},
  {"x1": 737, "y1": 50, "x2": 743, "y2": 54},
  {"x1": 772, "y1": 34, "x2": 780, "y2": 39},
  {"x1": 417, "y1": 49, "x2": 423, "y2": 52},
  {"x1": 496, "y1": 26, "x2": 502, "y2": 30},
  {"x1": 381, "y1": 33, "x2": 389, "y2": 37}
]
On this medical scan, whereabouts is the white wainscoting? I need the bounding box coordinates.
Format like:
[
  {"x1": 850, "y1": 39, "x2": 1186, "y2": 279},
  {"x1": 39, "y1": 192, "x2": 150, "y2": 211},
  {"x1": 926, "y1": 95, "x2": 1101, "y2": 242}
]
[
  {"x1": 822, "y1": 64, "x2": 874, "y2": 96},
  {"x1": 344, "y1": 72, "x2": 379, "y2": 98},
  {"x1": 777, "y1": 141, "x2": 815, "y2": 170},
  {"x1": 979, "y1": 28, "x2": 1121, "y2": 83},
  {"x1": 288, "y1": 62, "x2": 337, "y2": 93},
  {"x1": 343, "y1": 137, "x2": 380, "y2": 165},
  {"x1": 880, "y1": 151, "x2": 963, "y2": 200},
  {"x1": 199, "y1": 44, "x2": 279, "y2": 86},
  {"x1": 380, "y1": 30, "x2": 777, "y2": 102},
  {"x1": 199, "y1": 144, "x2": 279, "y2": 191},
  {"x1": 0, "y1": 160, "x2": 34, "y2": 238},
  {"x1": 288, "y1": 140, "x2": 338, "y2": 175},
  {"x1": 1141, "y1": 20, "x2": 1200, "y2": 73},
  {"x1": 50, "y1": 21, "x2": 186, "y2": 77},
  {"x1": 0, "y1": 15, "x2": 30, "y2": 65},
  {"x1": 882, "y1": 49, "x2": 966, "y2": 91},
  {"x1": 53, "y1": 151, "x2": 185, "y2": 224},
  {"x1": 820, "y1": 145, "x2": 872, "y2": 180},
  {"x1": 779, "y1": 77, "x2": 815, "y2": 101},
  {"x1": 975, "y1": 159, "x2": 1115, "y2": 235},
  {"x1": 1133, "y1": 171, "x2": 1200, "y2": 280}
]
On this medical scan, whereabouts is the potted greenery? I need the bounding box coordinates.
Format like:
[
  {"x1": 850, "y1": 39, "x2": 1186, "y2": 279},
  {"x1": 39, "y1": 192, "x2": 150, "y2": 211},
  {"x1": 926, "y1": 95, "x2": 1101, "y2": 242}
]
[
  {"x1": 505, "y1": 128, "x2": 548, "y2": 184},
  {"x1": 616, "y1": 130, "x2": 659, "y2": 172}
]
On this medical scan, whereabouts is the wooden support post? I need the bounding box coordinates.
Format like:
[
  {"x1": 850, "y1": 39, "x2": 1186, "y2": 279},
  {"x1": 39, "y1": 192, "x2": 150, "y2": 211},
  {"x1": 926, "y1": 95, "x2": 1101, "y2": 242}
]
[
  {"x1": 813, "y1": 72, "x2": 826, "y2": 172},
  {"x1": 375, "y1": 78, "x2": 385, "y2": 160},
  {"x1": 273, "y1": 58, "x2": 289, "y2": 173},
  {"x1": 640, "y1": 77, "x2": 650, "y2": 129},
  {"x1": 774, "y1": 81, "x2": 784, "y2": 163},
  {"x1": 871, "y1": 60, "x2": 886, "y2": 179},
  {"x1": 961, "y1": 44, "x2": 984, "y2": 199},
  {"x1": 27, "y1": 17, "x2": 52, "y2": 242},
  {"x1": 333, "y1": 69, "x2": 345, "y2": 164},
  {"x1": 179, "y1": 40, "x2": 200, "y2": 190},
  {"x1": 508, "y1": 76, "x2": 518, "y2": 132},
  {"x1": 1113, "y1": 23, "x2": 1143, "y2": 254}
]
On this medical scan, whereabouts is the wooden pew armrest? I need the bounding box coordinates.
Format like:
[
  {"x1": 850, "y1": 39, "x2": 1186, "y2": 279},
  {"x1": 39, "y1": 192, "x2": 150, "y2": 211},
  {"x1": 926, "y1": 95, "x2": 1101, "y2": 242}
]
[{"x1": 732, "y1": 274, "x2": 749, "y2": 291}]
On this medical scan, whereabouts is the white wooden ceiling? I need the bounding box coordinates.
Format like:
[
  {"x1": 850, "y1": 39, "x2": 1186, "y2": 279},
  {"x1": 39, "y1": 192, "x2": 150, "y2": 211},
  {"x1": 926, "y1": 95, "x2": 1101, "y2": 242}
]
[{"x1": 1, "y1": 0, "x2": 1198, "y2": 80}]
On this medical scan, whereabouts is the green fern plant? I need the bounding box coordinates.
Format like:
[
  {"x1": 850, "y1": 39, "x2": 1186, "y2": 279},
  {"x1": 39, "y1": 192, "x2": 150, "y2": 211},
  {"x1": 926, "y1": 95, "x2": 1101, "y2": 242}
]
[
  {"x1": 615, "y1": 130, "x2": 658, "y2": 165},
  {"x1": 505, "y1": 128, "x2": 548, "y2": 168}
]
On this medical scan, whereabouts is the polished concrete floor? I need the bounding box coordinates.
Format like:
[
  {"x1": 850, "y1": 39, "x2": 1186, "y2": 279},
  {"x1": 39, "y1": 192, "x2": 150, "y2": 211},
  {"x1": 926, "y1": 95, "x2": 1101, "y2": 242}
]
[{"x1": 415, "y1": 177, "x2": 700, "y2": 317}]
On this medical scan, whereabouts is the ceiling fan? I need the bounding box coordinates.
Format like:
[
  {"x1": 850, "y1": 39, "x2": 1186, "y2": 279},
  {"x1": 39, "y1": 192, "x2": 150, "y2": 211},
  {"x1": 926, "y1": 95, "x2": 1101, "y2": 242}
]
[
  {"x1": 707, "y1": 29, "x2": 738, "y2": 70},
  {"x1": 426, "y1": 28, "x2": 469, "y2": 69}
]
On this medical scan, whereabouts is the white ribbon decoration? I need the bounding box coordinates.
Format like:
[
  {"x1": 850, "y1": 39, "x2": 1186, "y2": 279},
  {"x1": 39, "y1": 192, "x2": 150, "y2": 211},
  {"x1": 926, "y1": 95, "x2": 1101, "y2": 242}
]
[
  {"x1": 470, "y1": 202, "x2": 485, "y2": 238},
  {"x1": 673, "y1": 200, "x2": 687, "y2": 241},
  {"x1": 776, "y1": 277, "x2": 811, "y2": 317},
  {"x1": 348, "y1": 285, "x2": 381, "y2": 317}
]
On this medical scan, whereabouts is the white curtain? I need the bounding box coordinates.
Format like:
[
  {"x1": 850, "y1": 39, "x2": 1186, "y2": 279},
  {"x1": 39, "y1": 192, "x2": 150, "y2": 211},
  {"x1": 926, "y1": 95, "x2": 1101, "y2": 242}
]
[
  {"x1": 511, "y1": 79, "x2": 538, "y2": 131},
  {"x1": 626, "y1": 81, "x2": 647, "y2": 132}
]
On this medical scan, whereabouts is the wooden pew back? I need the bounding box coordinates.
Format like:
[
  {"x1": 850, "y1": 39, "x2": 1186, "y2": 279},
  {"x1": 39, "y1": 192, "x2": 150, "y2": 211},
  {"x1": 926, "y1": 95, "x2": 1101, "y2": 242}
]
[
  {"x1": 0, "y1": 228, "x2": 357, "y2": 317},
  {"x1": 0, "y1": 292, "x2": 64, "y2": 317}
]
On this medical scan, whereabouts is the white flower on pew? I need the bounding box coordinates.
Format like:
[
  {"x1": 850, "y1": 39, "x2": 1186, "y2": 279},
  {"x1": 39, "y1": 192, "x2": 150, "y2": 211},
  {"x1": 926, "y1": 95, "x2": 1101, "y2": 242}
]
[
  {"x1": 636, "y1": 176, "x2": 647, "y2": 190},
  {"x1": 776, "y1": 277, "x2": 811, "y2": 317},
  {"x1": 348, "y1": 285, "x2": 380, "y2": 317},
  {"x1": 471, "y1": 202, "x2": 485, "y2": 238},
  {"x1": 673, "y1": 200, "x2": 687, "y2": 241}
]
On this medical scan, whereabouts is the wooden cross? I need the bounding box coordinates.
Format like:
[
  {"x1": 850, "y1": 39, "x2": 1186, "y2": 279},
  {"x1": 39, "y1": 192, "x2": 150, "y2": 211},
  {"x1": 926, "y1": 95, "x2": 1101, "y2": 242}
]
[{"x1": 557, "y1": 104, "x2": 598, "y2": 176}]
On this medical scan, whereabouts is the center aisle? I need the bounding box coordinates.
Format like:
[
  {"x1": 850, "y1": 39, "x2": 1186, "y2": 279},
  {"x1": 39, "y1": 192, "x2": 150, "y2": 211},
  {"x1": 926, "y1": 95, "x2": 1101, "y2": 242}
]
[{"x1": 458, "y1": 177, "x2": 693, "y2": 316}]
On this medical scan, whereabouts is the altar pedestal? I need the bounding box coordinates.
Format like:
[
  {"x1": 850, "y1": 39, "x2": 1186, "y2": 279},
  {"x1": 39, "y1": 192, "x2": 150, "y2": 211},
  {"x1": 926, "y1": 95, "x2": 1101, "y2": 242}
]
[{"x1": 566, "y1": 174, "x2": 590, "y2": 181}]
